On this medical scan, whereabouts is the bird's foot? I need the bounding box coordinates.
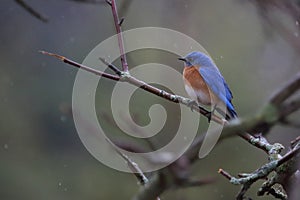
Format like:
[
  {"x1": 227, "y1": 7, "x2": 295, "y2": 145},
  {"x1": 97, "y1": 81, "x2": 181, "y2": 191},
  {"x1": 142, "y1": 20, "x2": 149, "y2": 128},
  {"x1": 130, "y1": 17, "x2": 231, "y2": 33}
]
[
  {"x1": 205, "y1": 112, "x2": 212, "y2": 123},
  {"x1": 187, "y1": 100, "x2": 198, "y2": 112}
]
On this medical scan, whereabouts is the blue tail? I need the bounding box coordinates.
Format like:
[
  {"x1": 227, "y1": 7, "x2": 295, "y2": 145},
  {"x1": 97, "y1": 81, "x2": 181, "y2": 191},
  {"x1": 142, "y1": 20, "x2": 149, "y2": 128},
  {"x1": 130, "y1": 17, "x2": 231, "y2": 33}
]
[{"x1": 226, "y1": 101, "x2": 237, "y2": 119}]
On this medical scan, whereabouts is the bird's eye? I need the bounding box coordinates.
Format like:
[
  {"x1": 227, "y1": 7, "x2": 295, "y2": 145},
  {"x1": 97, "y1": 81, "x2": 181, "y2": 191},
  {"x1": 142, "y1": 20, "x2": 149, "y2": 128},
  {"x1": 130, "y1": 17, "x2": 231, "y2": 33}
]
[{"x1": 186, "y1": 61, "x2": 193, "y2": 66}]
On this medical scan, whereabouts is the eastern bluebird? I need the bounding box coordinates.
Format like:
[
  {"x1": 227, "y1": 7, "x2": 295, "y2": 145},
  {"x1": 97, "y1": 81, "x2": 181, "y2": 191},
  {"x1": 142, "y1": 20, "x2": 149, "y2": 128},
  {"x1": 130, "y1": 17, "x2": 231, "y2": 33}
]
[{"x1": 179, "y1": 51, "x2": 237, "y2": 120}]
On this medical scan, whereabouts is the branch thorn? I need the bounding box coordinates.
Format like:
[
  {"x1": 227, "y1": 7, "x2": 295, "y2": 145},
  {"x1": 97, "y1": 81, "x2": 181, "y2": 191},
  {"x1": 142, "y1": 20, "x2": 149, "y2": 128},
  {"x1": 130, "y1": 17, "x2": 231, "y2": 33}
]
[
  {"x1": 118, "y1": 17, "x2": 125, "y2": 26},
  {"x1": 99, "y1": 57, "x2": 122, "y2": 76},
  {"x1": 105, "y1": 0, "x2": 112, "y2": 6}
]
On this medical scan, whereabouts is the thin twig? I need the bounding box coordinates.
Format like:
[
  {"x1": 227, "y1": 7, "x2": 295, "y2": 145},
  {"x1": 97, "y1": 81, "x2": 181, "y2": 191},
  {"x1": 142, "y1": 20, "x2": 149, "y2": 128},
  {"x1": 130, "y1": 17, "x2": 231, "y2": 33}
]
[
  {"x1": 218, "y1": 169, "x2": 233, "y2": 180},
  {"x1": 40, "y1": 51, "x2": 120, "y2": 81},
  {"x1": 40, "y1": 51, "x2": 225, "y2": 124},
  {"x1": 108, "y1": 0, "x2": 129, "y2": 72},
  {"x1": 219, "y1": 144, "x2": 300, "y2": 199},
  {"x1": 277, "y1": 144, "x2": 300, "y2": 166},
  {"x1": 105, "y1": 0, "x2": 112, "y2": 6},
  {"x1": 118, "y1": 17, "x2": 125, "y2": 26},
  {"x1": 99, "y1": 57, "x2": 122, "y2": 76},
  {"x1": 269, "y1": 72, "x2": 300, "y2": 106},
  {"x1": 106, "y1": 139, "x2": 149, "y2": 185},
  {"x1": 179, "y1": 177, "x2": 216, "y2": 188},
  {"x1": 133, "y1": 174, "x2": 165, "y2": 200},
  {"x1": 280, "y1": 98, "x2": 300, "y2": 117},
  {"x1": 68, "y1": 0, "x2": 107, "y2": 4},
  {"x1": 291, "y1": 136, "x2": 300, "y2": 148},
  {"x1": 41, "y1": 50, "x2": 300, "y2": 161},
  {"x1": 41, "y1": 50, "x2": 300, "y2": 164},
  {"x1": 15, "y1": 0, "x2": 48, "y2": 22}
]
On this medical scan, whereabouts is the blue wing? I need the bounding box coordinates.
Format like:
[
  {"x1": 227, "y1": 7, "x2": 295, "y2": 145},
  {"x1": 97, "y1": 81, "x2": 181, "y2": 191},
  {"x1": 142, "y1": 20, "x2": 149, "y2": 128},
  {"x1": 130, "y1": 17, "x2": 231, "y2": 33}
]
[{"x1": 199, "y1": 67, "x2": 237, "y2": 118}]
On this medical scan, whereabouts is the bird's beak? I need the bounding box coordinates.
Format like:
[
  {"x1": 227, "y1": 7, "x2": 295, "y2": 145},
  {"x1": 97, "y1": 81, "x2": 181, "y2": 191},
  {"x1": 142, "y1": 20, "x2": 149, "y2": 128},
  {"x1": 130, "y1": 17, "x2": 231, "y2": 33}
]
[{"x1": 178, "y1": 57, "x2": 186, "y2": 62}]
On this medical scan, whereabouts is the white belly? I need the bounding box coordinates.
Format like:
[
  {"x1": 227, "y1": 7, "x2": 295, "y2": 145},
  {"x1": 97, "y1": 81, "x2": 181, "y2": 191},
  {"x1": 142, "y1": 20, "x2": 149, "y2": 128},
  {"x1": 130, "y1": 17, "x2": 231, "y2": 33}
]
[{"x1": 184, "y1": 85, "x2": 211, "y2": 105}]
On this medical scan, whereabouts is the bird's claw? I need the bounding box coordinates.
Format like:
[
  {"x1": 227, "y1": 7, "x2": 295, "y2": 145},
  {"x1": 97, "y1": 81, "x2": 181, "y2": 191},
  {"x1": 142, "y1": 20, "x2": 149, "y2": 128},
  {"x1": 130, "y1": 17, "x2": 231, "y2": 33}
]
[
  {"x1": 205, "y1": 112, "x2": 212, "y2": 123},
  {"x1": 186, "y1": 100, "x2": 212, "y2": 123}
]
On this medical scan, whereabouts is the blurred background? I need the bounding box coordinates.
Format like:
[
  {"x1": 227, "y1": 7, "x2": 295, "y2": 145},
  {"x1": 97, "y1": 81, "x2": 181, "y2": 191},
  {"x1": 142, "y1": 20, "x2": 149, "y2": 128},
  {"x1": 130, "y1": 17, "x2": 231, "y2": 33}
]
[{"x1": 0, "y1": 0, "x2": 299, "y2": 199}]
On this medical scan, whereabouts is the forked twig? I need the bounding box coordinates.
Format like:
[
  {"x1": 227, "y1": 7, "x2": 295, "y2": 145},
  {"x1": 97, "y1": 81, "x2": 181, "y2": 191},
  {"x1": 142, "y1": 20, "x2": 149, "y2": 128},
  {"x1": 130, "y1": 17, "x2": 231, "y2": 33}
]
[
  {"x1": 40, "y1": 1, "x2": 300, "y2": 199},
  {"x1": 40, "y1": 50, "x2": 225, "y2": 125},
  {"x1": 40, "y1": 51, "x2": 120, "y2": 81},
  {"x1": 219, "y1": 142, "x2": 300, "y2": 200}
]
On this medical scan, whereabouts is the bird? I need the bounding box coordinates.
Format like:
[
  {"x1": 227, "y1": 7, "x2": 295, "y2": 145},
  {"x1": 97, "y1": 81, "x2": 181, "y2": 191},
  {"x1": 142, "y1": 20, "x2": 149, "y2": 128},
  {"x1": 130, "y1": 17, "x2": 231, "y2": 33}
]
[{"x1": 178, "y1": 51, "x2": 237, "y2": 121}]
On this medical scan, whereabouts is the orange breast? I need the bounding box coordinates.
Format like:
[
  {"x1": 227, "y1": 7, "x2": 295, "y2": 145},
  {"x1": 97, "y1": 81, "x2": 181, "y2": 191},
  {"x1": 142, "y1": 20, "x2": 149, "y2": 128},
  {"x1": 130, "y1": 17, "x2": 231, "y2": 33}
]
[
  {"x1": 183, "y1": 66, "x2": 208, "y2": 91},
  {"x1": 183, "y1": 66, "x2": 213, "y2": 105}
]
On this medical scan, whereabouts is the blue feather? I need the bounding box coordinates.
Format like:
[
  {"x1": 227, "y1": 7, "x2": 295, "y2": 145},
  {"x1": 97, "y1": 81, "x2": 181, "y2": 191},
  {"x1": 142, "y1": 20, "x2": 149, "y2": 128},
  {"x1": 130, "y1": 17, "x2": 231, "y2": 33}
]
[
  {"x1": 199, "y1": 67, "x2": 237, "y2": 118},
  {"x1": 183, "y1": 52, "x2": 237, "y2": 118}
]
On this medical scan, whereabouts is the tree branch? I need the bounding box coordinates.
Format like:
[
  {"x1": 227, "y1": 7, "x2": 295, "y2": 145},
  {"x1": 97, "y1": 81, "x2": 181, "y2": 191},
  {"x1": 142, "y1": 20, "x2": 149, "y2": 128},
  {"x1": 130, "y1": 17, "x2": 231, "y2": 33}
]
[
  {"x1": 106, "y1": 139, "x2": 149, "y2": 185},
  {"x1": 68, "y1": 0, "x2": 107, "y2": 4},
  {"x1": 40, "y1": 51, "x2": 120, "y2": 81},
  {"x1": 40, "y1": 51, "x2": 225, "y2": 125},
  {"x1": 219, "y1": 140, "x2": 300, "y2": 199},
  {"x1": 106, "y1": 0, "x2": 129, "y2": 72},
  {"x1": 15, "y1": 0, "x2": 48, "y2": 22},
  {"x1": 269, "y1": 72, "x2": 300, "y2": 106},
  {"x1": 132, "y1": 174, "x2": 165, "y2": 200},
  {"x1": 40, "y1": 1, "x2": 300, "y2": 200}
]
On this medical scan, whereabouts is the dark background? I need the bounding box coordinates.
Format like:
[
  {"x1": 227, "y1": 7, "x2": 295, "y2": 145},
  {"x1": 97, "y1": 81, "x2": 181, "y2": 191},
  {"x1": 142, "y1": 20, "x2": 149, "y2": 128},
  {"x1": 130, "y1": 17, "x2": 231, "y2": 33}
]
[{"x1": 0, "y1": 0, "x2": 299, "y2": 199}]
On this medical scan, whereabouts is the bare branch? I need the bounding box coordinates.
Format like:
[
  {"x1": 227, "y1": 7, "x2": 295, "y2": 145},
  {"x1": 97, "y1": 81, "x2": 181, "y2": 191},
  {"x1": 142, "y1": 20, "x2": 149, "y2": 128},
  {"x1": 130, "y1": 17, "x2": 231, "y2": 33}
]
[
  {"x1": 40, "y1": 51, "x2": 120, "y2": 81},
  {"x1": 106, "y1": 139, "x2": 149, "y2": 185},
  {"x1": 280, "y1": 98, "x2": 300, "y2": 117},
  {"x1": 179, "y1": 177, "x2": 216, "y2": 188},
  {"x1": 43, "y1": 47, "x2": 299, "y2": 162},
  {"x1": 68, "y1": 0, "x2": 107, "y2": 4},
  {"x1": 291, "y1": 136, "x2": 300, "y2": 148},
  {"x1": 277, "y1": 144, "x2": 300, "y2": 167},
  {"x1": 40, "y1": 2, "x2": 300, "y2": 199},
  {"x1": 218, "y1": 169, "x2": 233, "y2": 180},
  {"x1": 118, "y1": 17, "x2": 125, "y2": 26},
  {"x1": 41, "y1": 50, "x2": 225, "y2": 124},
  {"x1": 269, "y1": 72, "x2": 300, "y2": 106},
  {"x1": 108, "y1": 0, "x2": 129, "y2": 72},
  {"x1": 133, "y1": 174, "x2": 166, "y2": 200},
  {"x1": 99, "y1": 57, "x2": 122, "y2": 76},
  {"x1": 15, "y1": 0, "x2": 48, "y2": 22},
  {"x1": 219, "y1": 141, "x2": 300, "y2": 199},
  {"x1": 105, "y1": 0, "x2": 112, "y2": 6}
]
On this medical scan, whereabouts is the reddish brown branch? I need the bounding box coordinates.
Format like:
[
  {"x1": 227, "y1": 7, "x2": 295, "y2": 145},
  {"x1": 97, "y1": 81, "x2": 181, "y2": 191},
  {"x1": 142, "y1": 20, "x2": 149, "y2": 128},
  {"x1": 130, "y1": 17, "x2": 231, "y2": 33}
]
[
  {"x1": 99, "y1": 57, "x2": 122, "y2": 76},
  {"x1": 40, "y1": 51, "x2": 120, "y2": 81},
  {"x1": 40, "y1": 50, "x2": 225, "y2": 125},
  {"x1": 107, "y1": 0, "x2": 129, "y2": 72},
  {"x1": 41, "y1": 50, "x2": 300, "y2": 161},
  {"x1": 218, "y1": 169, "x2": 233, "y2": 180}
]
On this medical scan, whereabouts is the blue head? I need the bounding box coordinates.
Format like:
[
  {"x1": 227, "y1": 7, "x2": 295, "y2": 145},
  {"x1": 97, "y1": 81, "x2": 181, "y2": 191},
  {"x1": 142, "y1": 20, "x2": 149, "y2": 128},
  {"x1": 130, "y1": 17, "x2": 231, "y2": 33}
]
[{"x1": 179, "y1": 51, "x2": 214, "y2": 68}]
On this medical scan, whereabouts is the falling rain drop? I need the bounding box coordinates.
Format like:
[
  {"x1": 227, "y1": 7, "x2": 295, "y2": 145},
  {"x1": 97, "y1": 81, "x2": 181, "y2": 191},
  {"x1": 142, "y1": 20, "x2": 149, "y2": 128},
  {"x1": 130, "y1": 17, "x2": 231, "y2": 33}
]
[{"x1": 60, "y1": 115, "x2": 67, "y2": 122}]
